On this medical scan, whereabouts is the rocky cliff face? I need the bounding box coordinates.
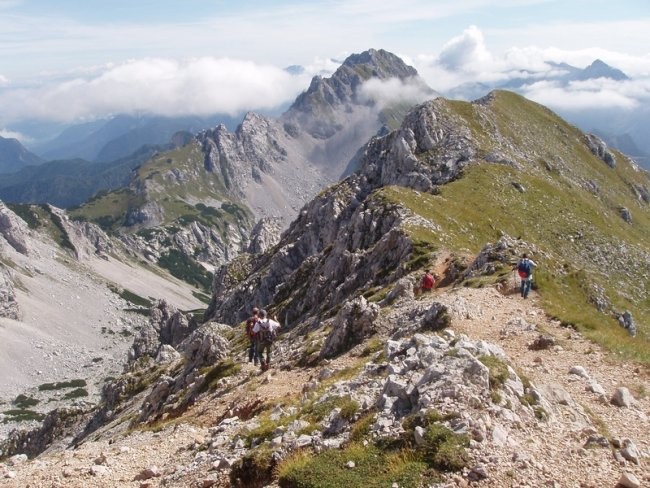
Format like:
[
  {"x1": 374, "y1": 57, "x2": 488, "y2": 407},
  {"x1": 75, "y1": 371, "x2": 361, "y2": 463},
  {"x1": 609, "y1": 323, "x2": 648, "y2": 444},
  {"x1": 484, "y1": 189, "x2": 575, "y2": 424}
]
[{"x1": 204, "y1": 97, "x2": 477, "y2": 326}]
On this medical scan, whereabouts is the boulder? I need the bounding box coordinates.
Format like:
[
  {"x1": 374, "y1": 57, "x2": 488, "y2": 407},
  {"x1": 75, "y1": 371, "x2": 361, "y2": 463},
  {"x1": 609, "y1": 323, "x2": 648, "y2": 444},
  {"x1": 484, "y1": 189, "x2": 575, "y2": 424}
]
[
  {"x1": 0, "y1": 202, "x2": 30, "y2": 254},
  {"x1": 585, "y1": 134, "x2": 616, "y2": 168},
  {"x1": 320, "y1": 296, "x2": 379, "y2": 358},
  {"x1": 611, "y1": 387, "x2": 634, "y2": 407},
  {"x1": 617, "y1": 311, "x2": 637, "y2": 337},
  {"x1": 178, "y1": 322, "x2": 231, "y2": 368},
  {"x1": 618, "y1": 471, "x2": 641, "y2": 488}
]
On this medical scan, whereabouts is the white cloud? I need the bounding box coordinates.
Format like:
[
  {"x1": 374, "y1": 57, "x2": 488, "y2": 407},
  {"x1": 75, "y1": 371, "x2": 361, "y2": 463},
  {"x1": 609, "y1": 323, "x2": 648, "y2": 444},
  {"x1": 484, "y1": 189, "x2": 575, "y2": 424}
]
[
  {"x1": 0, "y1": 128, "x2": 29, "y2": 142},
  {"x1": 521, "y1": 80, "x2": 640, "y2": 110},
  {"x1": 0, "y1": 74, "x2": 8, "y2": 85},
  {"x1": 437, "y1": 25, "x2": 493, "y2": 72},
  {"x1": 358, "y1": 77, "x2": 434, "y2": 108},
  {"x1": 0, "y1": 57, "x2": 316, "y2": 125},
  {"x1": 414, "y1": 25, "x2": 650, "y2": 112}
]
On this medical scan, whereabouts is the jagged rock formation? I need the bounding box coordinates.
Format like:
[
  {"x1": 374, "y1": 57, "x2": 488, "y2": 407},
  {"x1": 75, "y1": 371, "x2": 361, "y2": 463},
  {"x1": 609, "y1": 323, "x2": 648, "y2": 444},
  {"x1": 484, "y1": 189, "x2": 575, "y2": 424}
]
[
  {"x1": 320, "y1": 296, "x2": 379, "y2": 358},
  {"x1": 204, "y1": 98, "x2": 480, "y2": 326},
  {"x1": 65, "y1": 49, "x2": 437, "y2": 285},
  {"x1": 0, "y1": 201, "x2": 30, "y2": 255},
  {"x1": 0, "y1": 268, "x2": 19, "y2": 320},
  {"x1": 247, "y1": 217, "x2": 283, "y2": 255},
  {"x1": 586, "y1": 133, "x2": 616, "y2": 168},
  {"x1": 129, "y1": 300, "x2": 199, "y2": 363}
]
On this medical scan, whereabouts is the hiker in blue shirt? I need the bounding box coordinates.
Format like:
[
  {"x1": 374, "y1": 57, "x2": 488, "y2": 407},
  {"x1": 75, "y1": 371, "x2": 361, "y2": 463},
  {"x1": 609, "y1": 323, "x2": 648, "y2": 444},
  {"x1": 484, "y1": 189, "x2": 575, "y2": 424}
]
[{"x1": 515, "y1": 253, "x2": 537, "y2": 299}]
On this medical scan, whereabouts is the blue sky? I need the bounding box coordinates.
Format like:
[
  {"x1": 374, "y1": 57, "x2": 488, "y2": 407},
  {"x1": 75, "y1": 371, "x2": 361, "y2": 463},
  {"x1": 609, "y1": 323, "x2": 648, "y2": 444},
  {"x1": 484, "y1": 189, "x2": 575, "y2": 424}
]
[{"x1": 0, "y1": 0, "x2": 649, "y2": 137}]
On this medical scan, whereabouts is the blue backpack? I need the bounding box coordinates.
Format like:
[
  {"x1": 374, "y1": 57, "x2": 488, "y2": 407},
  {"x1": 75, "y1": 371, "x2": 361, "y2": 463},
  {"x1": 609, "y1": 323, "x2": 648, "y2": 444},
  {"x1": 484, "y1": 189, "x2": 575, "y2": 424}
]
[{"x1": 518, "y1": 259, "x2": 532, "y2": 278}]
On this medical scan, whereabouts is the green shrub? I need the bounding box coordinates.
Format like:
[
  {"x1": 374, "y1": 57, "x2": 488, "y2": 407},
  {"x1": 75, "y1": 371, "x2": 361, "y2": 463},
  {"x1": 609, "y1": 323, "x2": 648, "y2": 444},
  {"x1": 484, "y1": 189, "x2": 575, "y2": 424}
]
[
  {"x1": 349, "y1": 412, "x2": 376, "y2": 442},
  {"x1": 419, "y1": 424, "x2": 470, "y2": 471},
  {"x1": 278, "y1": 443, "x2": 428, "y2": 488},
  {"x1": 230, "y1": 446, "x2": 276, "y2": 488},
  {"x1": 198, "y1": 359, "x2": 241, "y2": 394},
  {"x1": 478, "y1": 355, "x2": 509, "y2": 389},
  {"x1": 13, "y1": 394, "x2": 39, "y2": 409},
  {"x1": 38, "y1": 379, "x2": 86, "y2": 391},
  {"x1": 158, "y1": 249, "x2": 213, "y2": 291},
  {"x1": 64, "y1": 388, "x2": 89, "y2": 399},
  {"x1": 2, "y1": 409, "x2": 45, "y2": 422}
]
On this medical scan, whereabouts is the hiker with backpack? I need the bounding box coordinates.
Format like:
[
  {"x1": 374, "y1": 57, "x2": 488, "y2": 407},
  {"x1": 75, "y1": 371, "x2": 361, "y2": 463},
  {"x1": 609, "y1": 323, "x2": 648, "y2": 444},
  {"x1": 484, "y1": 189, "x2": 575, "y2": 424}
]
[
  {"x1": 252, "y1": 309, "x2": 281, "y2": 371},
  {"x1": 245, "y1": 307, "x2": 260, "y2": 365},
  {"x1": 515, "y1": 253, "x2": 537, "y2": 299}
]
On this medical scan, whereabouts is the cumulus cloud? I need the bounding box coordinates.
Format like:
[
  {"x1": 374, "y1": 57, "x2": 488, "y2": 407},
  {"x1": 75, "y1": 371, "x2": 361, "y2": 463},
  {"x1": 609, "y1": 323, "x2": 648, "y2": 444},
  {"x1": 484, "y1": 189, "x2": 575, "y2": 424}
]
[
  {"x1": 357, "y1": 77, "x2": 435, "y2": 108},
  {"x1": 0, "y1": 57, "x2": 315, "y2": 125},
  {"x1": 0, "y1": 128, "x2": 29, "y2": 142},
  {"x1": 521, "y1": 79, "x2": 647, "y2": 110},
  {"x1": 415, "y1": 25, "x2": 650, "y2": 112},
  {"x1": 437, "y1": 25, "x2": 493, "y2": 72}
]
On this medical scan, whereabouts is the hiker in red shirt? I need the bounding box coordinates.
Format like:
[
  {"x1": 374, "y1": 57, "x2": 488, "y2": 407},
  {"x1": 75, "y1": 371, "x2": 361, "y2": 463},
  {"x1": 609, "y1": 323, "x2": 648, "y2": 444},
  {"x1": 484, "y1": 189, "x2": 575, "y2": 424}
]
[{"x1": 421, "y1": 270, "x2": 435, "y2": 292}]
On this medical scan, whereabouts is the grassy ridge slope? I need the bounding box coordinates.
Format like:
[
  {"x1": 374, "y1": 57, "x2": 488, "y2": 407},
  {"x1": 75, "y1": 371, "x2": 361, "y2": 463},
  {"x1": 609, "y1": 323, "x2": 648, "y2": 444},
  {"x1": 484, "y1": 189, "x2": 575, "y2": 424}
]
[{"x1": 382, "y1": 91, "x2": 650, "y2": 363}]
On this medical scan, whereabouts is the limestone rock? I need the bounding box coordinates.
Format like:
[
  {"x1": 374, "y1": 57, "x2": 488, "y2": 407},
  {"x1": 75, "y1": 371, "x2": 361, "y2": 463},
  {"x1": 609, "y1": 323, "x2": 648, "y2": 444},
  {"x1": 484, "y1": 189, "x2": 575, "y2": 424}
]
[
  {"x1": 0, "y1": 268, "x2": 19, "y2": 320},
  {"x1": 0, "y1": 201, "x2": 30, "y2": 254},
  {"x1": 617, "y1": 311, "x2": 637, "y2": 337},
  {"x1": 320, "y1": 296, "x2": 379, "y2": 358},
  {"x1": 618, "y1": 471, "x2": 641, "y2": 488},
  {"x1": 619, "y1": 206, "x2": 632, "y2": 224},
  {"x1": 178, "y1": 321, "x2": 231, "y2": 367},
  {"x1": 611, "y1": 387, "x2": 635, "y2": 407},
  {"x1": 247, "y1": 217, "x2": 283, "y2": 254},
  {"x1": 585, "y1": 133, "x2": 616, "y2": 168}
]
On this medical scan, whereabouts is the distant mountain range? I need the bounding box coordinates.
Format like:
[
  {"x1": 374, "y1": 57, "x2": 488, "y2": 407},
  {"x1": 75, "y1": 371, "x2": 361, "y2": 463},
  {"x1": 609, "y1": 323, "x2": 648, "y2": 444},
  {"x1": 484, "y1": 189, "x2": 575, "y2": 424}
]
[
  {"x1": 445, "y1": 59, "x2": 650, "y2": 169},
  {"x1": 30, "y1": 113, "x2": 243, "y2": 163},
  {"x1": 0, "y1": 136, "x2": 43, "y2": 174}
]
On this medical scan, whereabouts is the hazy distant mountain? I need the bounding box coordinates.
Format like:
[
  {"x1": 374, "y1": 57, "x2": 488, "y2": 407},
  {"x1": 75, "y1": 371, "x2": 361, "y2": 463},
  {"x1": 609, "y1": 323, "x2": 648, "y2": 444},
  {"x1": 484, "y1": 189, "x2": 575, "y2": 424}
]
[
  {"x1": 448, "y1": 58, "x2": 630, "y2": 101},
  {"x1": 31, "y1": 114, "x2": 242, "y2": 163},
  {"x1": 593, "y1": 130, "x2": 650, "y2": 168},
  {"x1": 0, "y1": 136, "x2": 43, "y2": 174},
  {"x1": 0, "y1": 145, "x2": 161, "y2": 207},
  {"x1": 445, "y1": 59, "x2": 650, "y2": 169},
  {"x1": 573, "y1": 59, "x2": 628, "y2": 81},
  {"x1": 66, "y1": 49, "x2": 438, "y2": 289}
]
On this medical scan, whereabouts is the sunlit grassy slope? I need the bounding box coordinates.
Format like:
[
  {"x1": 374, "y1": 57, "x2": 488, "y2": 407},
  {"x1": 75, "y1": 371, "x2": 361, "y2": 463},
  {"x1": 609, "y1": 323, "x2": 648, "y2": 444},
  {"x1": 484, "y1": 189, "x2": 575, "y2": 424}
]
[
  {"x1": 69, "y1": 140, "x2": 252, "y2": 234},
  {"x1": 380, "y1": 91, "x2": 650, "y2": 364}
]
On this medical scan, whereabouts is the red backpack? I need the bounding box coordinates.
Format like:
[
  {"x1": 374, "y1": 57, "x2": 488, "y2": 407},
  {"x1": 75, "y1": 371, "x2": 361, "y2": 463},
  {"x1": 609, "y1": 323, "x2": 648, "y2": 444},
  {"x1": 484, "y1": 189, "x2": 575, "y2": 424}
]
[
  {"x1": 245, "y1": 317, "x2": 257, "y2": 339},
  {"x1": 423, "y1": 273, "x2": 435, "y2": 289}
]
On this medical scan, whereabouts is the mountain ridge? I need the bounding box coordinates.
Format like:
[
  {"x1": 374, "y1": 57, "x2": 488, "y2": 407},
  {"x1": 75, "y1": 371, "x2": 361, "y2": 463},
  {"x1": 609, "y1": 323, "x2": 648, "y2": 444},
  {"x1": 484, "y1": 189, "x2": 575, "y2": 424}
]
[
  {"x1": 1, "y1": 50, "x2": 650, "y2": 488},
  {"x1": 0, "y1": 136, "x2": 43, "y2": 174}
]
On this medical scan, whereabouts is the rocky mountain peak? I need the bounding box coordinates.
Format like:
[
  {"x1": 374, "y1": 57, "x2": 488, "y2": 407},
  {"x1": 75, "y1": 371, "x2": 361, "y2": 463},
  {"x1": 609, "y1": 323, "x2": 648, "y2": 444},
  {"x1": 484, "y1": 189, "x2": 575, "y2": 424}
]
[
  {"x1": 579, "y1": 58, "x2": 629, "y2": 81},
  {"x1": 284, "y1": 48, "x2": 434, "y2": 140},
  {"x1": 340, "y1": 48, "x2": 419, "y2": 80},
  {"x1": 0, "y1": 136, "x2": 43, "y2": 175}
]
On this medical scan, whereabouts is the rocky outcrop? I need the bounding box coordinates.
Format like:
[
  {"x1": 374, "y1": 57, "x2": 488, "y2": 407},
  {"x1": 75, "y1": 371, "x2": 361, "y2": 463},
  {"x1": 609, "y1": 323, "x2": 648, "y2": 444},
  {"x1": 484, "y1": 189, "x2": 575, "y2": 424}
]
[
  {"x1": 136, "y1": 322, "x2": 231, "y2": 422},
  {"x1": 129, "y1": 301, "x2": 198, "y2": 363},
  {"x1": 617, "y1": 311, "x2": 637, "y2": 337},
  {"x1": 48, "y1": 206, "x2": 114, "y2": 259},
  {"x1": 0, "y1": 201, "x2": 29, "y2": 255},
  {"x1": 205, "y1": 98, "x2": 488, "y2": 328},
  {"x1": 247, "y1": 217, "x2": 283, "y2": 254},
  {"x1": 320, "y1": 296, "x2": 379, "y2": 358},
  {"x1": 585, "y1": 134, "x2": 616, "y2": 168},
  {"x1": 0, "y1": 404, "x2": 94, "y2": 459},
  {"x1": 359, "y1": 99, "x2": 475, "y2": 191},
  {"x1": 178, "y1": 321, "x2": 232, "y2": 368},
  {"x1": 0, "y1": 268, "x2": 19, "y2": 320}
]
